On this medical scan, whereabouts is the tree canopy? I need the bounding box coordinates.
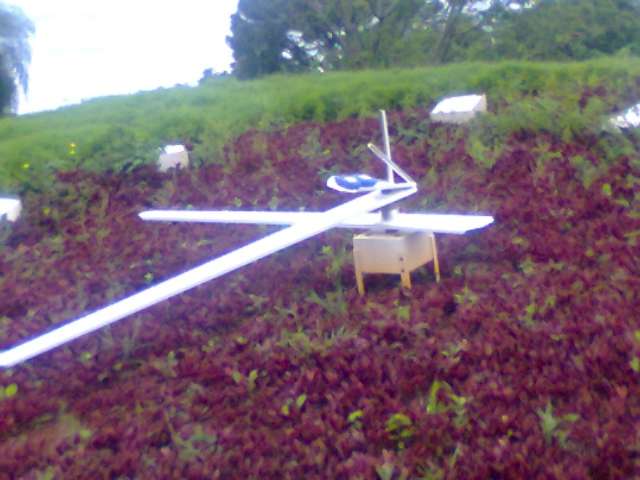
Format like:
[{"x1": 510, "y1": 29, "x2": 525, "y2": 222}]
[
  {"x1": 227, "y1": 0, "x2": 640, "y2": 79},
  {"x1": 486, "y1": 0, "x2": 640, "y2": 61},
  {"x1": 0, "y1": 2, "x2": 34, "y2": 114}
]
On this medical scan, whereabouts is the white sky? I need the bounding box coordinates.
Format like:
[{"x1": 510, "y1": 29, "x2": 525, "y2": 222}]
[{"x1": 8, "y1": 0, "x2": 239, "y2": 114}]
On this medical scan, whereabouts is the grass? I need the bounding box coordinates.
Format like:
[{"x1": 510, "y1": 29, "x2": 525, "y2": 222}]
[{"x1": 1, "y1": 57, "x2": 640, "y2": 193}]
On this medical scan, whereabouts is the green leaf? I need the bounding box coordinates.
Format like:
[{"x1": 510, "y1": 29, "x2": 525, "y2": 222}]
[
  {"x1": 519, "y1": 257, "x2": 536, "y2": 275},
  {"x1": 449, "y1": 393, "x2": 468, "y2": 408},
  {"x1": 562, "y1": 413, "x2": 579, "y2": 423},
  {"x1": 511, "y1": 236, "x2": 528, "y2": 246},
  {"x1": 348, "y1": 410, "x2": 364, "y2": 423},
  {"x1": 631, "y1": 357, "x2": 640, "y2": 373},
  {"x1": 35, "y1": 467, "x2": 55, "y2": 480},
  {"x1": 281, "y1": 403, "x2": 290, "y2": 416},
  {"x1": 601, "y1": 183, "x2": 612, "y2": 197},
  {"x1": 4, "y1": 383, "x2": 17, "y2": 398},
  {"x1": 231, "y1": 371, "x2": 244, "y2": 384},
  {"x1": 248, "y1": 369, "x2": 259, "y2": 392},
  {"x1": 426, "y1": 380, "x2": 449, "y2": 414},
  {"x1": 386, "y1": 412, "x2": 412, "y2": 432},
  {"x1": 537, "y1": 402, "x2": 558, "y2": 443},
  {"x1": 296, "y1": 394, "x2": 307, "y2": 409},
  {"x1": 376, "y1": 463, "x2": 394, "y2": 480},
  {"x1": 525, "y1": 303, "x2": 537, "y2": 317},
  {"x1": 396, "y1": 304, "x2": 410, "y2": 321}
]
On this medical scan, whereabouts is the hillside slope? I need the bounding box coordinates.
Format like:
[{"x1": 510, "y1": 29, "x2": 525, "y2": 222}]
[
  {"x1": 1, "y1": 58, "x2": 640, "y2": 192},
  {"x1": 0, "y1": 60, "x2": 640, "y2": 478}
]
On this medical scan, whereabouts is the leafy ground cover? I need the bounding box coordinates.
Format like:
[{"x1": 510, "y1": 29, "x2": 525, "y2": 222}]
[
  {"x1": 2, "y1": 58, "x2": 640, "y2": 194},
  {"x1": 1, "y1": 107, "x2": 639, "y2": 478}
]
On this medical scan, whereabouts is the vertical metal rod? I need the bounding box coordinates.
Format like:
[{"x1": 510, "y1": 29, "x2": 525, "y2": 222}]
[
  {"x1": 380, "y1": 110, "x2": 394, "y2": 183},
  {"x1": 379, "y1": 110, "x2": 398, "y2": 222},
  {"x1": 431, "y1": 234, "x2": 441, "y2": 283}
]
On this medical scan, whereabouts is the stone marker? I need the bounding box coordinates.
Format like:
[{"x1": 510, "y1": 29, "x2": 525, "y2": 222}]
[
  {"x1": 0, "y1": 197, "x2": 21, "y2": 222},
  {"x1": 609, "y1": 102, "x2": 640, "y2": 130},
  {"x1": 158, "y1": 145, "x2": 189, "y2": 172},
  {"x1": 431, "y1": 94, "x2": 487, "y2": 124}
]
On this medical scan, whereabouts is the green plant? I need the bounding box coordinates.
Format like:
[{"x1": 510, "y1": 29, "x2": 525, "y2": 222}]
[
  {"x1": 35, "y1": 467, "x2": 56, "y2": 480},
  {"x1": 454, "y1": 285, "x2": 479, "y2": 307},
  {"x1": 425, "y1": 380, "x2": 448, "y2": 415},
  {"x1": 307, "y1": 289, "x2": 348, "y2": 318},
  {"x1": 376, "y1": 461, "x2": 409, "y2": 480},
  {"x1": 0, "y1": 383, "x2": 18, "y2": 400},
  {"x1": 151, "y1": 350, "x2": 178, "y2": 378},
  {"x1": 3, "y1": 58, "x2": 640, "y2": 193},
  {"x1": 280, "y1": 393, "x2": 308, "y2": 416},
  {"x1": 347, "y1": 409, "x2": 364, "y2": 429},
  {"x1": 386, "y1": 412, "x2": 414, "y2": 449},
  {"x1": 164, "y1": 416, "x2": 219, "y2": 462},
  {"x1": 394, "y1": 300, "x2": 411, "y2": 321},
  {"x1": 277, "y1": 325, "x2": 357, "y2": 356},
  {"x1": 467, "y1": 133, "x2": 501, "y2": 170},
  {"x1": 320, "y1": 245, "x2": 350, "y2": 287},
  {"x1": 630, "y1": 330, "x2": 640, "y2": 373},
  {"x1": 537, "y1": 401, "x2": 579, "y2": 446},
  {"x1": 231, "y1": 369, "x2": 260, "y2": 393},
  {"x1": 424, "y1": 380, "x2": 470, "y2": 427}
]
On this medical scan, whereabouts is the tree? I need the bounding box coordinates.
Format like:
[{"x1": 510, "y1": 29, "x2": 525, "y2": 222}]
[
  {"x1": 0, "y1": 2, "x2": 34, "y2": 114},
  {"x1": 227, "y1": 0, "x2": 311, "y2": 79},
  {"x1": 227, "y1": 0, "x2": 430, "y2": 77},
  {"x1": 431, "y1": 0, "x2": 469, "y2": 63},
  {"x1": 426, "y1": 0, "x2": 533, "y2": 63},
  {"x1": 296, "y1": 0, "x2": 427, "y2": 69},
  {"x1": 230, "y1": 0, "x2": 632, "y2": 78},
  {"x1": 486, "y1": 0, "x2": 640, "y2": 61}
]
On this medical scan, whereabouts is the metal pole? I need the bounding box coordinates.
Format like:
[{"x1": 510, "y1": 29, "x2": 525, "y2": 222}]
[
  {"x1": 380, "y1": 110, "x2": 394, "y2": 183},
  {"x1": 379, "y1": 110, "x2": 397, "y2": 222}
]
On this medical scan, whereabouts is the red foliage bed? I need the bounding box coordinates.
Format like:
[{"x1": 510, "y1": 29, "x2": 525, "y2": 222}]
[{"x1": 1, "y1": 111, "x2": 639, "y2": 478}]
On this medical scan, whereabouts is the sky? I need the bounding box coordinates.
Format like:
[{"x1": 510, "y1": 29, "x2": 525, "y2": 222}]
[{"x1": 8, "y1": 0, "x2": 239, "y2": 114}]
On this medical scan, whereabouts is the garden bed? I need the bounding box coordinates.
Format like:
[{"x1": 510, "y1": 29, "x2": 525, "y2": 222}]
[{"x1": 1, "y1": 111, "x2": 639, "y2": 478}]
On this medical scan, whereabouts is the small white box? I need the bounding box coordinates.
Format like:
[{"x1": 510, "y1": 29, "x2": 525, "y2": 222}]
[
  {"x1": 609, "y1": 102, "x2": 640, "y2": 130},
  {"x1": 353, "y1": 231, "x2": 437, "y2": 294},
  {"x1": 158, "y1": 145, "x2": 189, "y2": 172},
  {"x1": 431, "y1": 94, "x2": 487, "y2": 124},
  {"x1": 0, "y1": 197, "x2": 22, "y2": 222}
]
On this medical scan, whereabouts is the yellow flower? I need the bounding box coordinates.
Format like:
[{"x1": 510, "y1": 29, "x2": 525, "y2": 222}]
[{"x1": 69, "y1": 142, "x2": 76, "y2": 148}]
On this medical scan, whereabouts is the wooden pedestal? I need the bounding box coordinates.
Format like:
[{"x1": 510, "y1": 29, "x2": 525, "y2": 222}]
[{"x1": 353, "y1": 231, "x2": 440, "y2": 295}]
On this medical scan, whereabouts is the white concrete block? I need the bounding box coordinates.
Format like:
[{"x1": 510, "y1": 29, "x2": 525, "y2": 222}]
[
  {"x1": 431, "y1": 94, "x2": 487, "y2": 124},
  {"x1": 157, "y1": 144, "x2": 189, "y2": 172},
  {"x1": 0, "y1": 197, "x2": 22, "y2": 222},
  {"x1": 609, "y1": 102, "x2": 640, "y2": 130}
]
